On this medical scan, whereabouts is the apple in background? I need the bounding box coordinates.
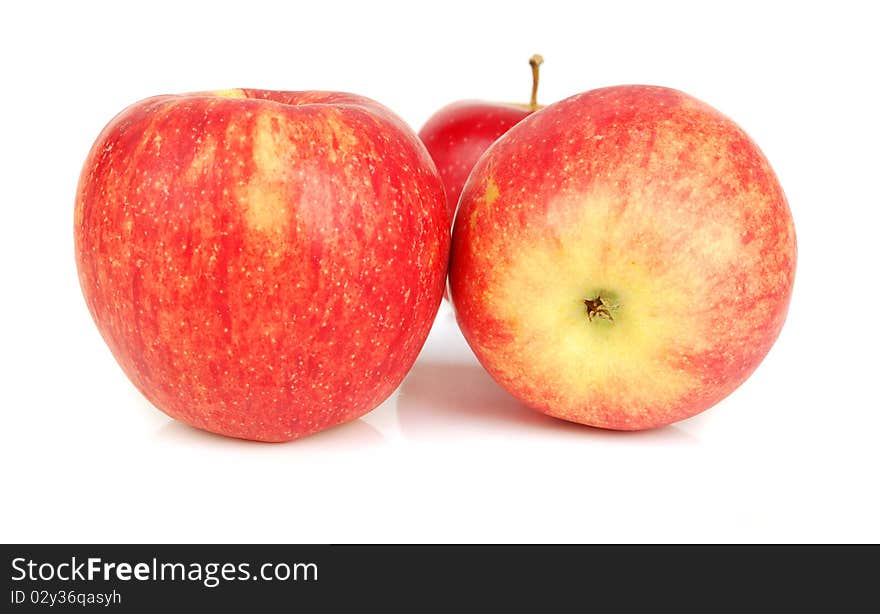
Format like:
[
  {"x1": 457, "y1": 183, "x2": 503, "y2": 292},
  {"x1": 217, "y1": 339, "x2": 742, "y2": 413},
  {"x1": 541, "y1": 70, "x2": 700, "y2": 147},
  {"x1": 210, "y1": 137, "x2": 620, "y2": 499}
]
[
  {"x1": 419, "y1": 55, "x2": 546, "y2": 217},
  {"x1": 75, "y1": 89, "x2": 449, "y2": 442},
  {"x1": 449, "y1": 85, "x2": 797, "y2": 430}
]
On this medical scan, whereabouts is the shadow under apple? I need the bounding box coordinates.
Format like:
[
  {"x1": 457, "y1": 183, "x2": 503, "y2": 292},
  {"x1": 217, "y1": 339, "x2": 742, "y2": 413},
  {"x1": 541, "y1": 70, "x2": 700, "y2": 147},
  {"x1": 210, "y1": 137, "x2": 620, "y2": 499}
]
[
  {"x1": 153, "y1": 414, "x2": 386, "y2": 449},
  {"x1": 396, "y1": 360, "x2": 698, "y2": 443}
]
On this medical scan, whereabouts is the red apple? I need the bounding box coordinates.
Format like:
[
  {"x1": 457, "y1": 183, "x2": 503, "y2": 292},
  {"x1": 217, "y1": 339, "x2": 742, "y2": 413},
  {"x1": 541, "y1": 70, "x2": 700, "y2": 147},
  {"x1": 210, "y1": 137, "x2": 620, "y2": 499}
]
[
  {"x1": 450, "y1": 85, "x2": 797, "y2": 430},
  {"x1": 75, "y1": 89, "x2": 449, "y2": 442},
  {"x1": 419, "y1": 55, "x2": 545, "y2": 217}
]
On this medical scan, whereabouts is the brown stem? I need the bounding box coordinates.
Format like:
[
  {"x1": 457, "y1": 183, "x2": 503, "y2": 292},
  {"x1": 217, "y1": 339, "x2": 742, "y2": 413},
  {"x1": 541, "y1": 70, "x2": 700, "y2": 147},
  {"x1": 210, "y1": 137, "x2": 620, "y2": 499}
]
[
  {"x1": 583, "y1": 294, "x2": 619, "y2": 323},
  {"x1": 529, "y1": 54, "x2": 544, "y2": 110}
]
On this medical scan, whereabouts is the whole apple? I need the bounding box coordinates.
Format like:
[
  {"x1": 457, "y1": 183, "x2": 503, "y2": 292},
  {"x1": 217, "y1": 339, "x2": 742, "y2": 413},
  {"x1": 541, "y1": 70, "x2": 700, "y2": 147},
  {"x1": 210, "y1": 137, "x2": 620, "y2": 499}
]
[
  {"x1": 419, "y1": 55, "x2": 545, "y2": 217},
  {"x1": 75, "y1": 89, "x2": 449, "y2": 442},
  {"x1": 449, "y1": 86, "x2": 797, "y2": 430}
]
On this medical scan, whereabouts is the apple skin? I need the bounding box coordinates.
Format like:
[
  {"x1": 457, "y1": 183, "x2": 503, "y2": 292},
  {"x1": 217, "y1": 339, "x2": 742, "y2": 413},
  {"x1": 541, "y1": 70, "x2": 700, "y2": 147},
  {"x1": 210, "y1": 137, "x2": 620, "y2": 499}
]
[
  {"x1": 419, "y1": 101, "x2": 534, "y2": 216},
  {"x1": 449, "y1": 85, "x2": 797, "y2": 430},
  {"x1": 75, "y1": 89, "x2": 449, "y2": 442}
]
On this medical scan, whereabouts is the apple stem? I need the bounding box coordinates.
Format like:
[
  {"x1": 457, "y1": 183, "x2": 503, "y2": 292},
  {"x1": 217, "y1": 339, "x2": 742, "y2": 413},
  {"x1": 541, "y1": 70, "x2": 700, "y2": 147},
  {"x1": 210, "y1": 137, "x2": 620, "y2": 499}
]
[
  {"x1": 584, "y1": 295, "x2": 617, "y2": 323},
  {"x1": 529, "y1": 54, "x2": 544, "y2": 110}
]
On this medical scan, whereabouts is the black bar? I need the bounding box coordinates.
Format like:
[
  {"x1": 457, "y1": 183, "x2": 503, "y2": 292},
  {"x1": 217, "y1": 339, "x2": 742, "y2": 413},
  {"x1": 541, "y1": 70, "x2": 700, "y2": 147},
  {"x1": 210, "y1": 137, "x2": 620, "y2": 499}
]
[{"x1": 1, "y1": 544, "x2": 876, "y2": 611}]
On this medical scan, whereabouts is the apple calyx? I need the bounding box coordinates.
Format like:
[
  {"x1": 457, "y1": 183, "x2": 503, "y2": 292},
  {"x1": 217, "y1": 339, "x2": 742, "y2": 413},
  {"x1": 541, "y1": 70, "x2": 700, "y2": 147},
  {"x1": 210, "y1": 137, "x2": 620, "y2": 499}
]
[
  {"x1": 583, "y1": 294, "x2": 619, "y2": 323},
  {"x1": 529, "y1": 54, "x2": 544, "y2": 111}
]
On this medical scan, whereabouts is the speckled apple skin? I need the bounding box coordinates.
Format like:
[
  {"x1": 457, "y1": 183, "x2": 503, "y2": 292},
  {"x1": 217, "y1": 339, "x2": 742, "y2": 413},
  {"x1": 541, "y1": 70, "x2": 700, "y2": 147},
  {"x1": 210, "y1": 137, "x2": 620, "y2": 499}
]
[
  {"x1": 75, "y1": 89, "x2": 449, "y2": 442},
  {"x1": 419, "y1": 101, "x2": 533, "y2": 217},
  {"x1": 450, "y1": 86, "x2": 797, "y2": 430}
]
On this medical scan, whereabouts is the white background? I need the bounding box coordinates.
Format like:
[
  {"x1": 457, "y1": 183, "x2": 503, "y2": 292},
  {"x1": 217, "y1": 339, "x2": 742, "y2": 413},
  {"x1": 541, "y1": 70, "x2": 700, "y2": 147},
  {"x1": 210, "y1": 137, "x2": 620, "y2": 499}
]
[{"x1": 1, "y1": 0, "x2": 878, "y2": 543}]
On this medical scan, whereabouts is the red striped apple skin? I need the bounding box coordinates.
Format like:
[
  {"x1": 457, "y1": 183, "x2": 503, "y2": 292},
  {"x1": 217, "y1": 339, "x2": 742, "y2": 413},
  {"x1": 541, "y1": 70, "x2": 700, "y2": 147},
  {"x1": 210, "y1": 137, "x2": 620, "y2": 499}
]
[
  {"x1": 419, "y1": 101, "x2": 534, "y2": 217},
  {"x1": 75, "y1": 89, "x2": 449, "y2": 442},
  {"x1": 450, "y1": 86, "x2": 797, "y2": 430}
]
